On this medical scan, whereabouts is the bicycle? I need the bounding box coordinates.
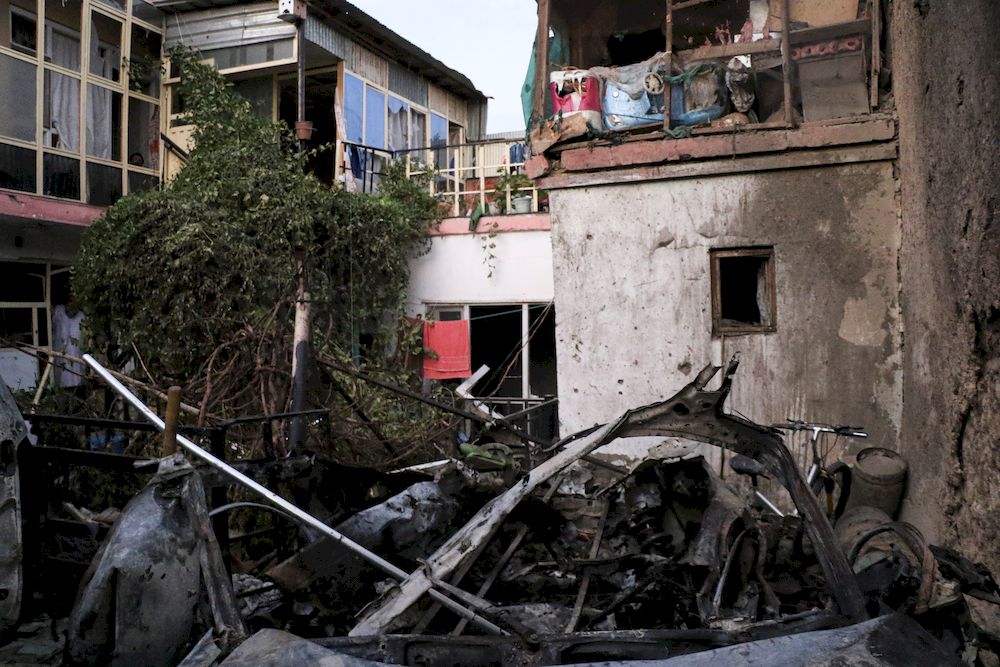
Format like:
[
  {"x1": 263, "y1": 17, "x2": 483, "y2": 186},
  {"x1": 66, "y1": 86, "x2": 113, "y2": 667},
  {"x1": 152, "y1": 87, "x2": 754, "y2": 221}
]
[{"x1": 771, "y1": 419, "x2": 868, "y2": 519}]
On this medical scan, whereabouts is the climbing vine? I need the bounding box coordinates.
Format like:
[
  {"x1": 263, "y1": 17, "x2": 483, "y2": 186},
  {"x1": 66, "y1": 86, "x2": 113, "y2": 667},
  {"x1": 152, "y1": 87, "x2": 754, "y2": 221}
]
[{"x1": 73, "y1": 47, "x2": 450, "y2": 465}]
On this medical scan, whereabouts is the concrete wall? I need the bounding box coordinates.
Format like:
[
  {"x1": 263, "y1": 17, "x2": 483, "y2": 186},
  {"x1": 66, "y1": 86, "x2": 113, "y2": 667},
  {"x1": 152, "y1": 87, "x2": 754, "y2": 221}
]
[
  {"x1": 548, "y1": 161, "x2": 902, "y2": 464},
  {"x1": 891, "y1": 0, "x2": 1000, "y2": 570},
  {"x1": 406, "y1": 229, "x2": 553, "y2": 312}
]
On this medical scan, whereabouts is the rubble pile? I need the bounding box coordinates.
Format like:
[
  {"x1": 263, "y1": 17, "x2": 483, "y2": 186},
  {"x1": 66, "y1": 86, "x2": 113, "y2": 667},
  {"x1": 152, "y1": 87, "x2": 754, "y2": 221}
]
[{"x1": 2, "y1": 360, "x2": 999, "y2": 666}]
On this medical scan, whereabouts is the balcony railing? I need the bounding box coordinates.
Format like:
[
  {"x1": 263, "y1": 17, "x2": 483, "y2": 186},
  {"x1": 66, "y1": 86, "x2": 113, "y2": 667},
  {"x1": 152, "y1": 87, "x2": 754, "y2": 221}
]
[{"x1": 339, "y1": 138, "x2": 546, "y2": 218}]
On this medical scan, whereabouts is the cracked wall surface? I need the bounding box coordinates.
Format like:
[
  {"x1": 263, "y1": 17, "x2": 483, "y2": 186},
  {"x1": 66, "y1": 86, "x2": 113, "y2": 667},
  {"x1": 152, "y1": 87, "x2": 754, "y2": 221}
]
[{"x1": 892, "y1": 0, "x2": 1000, "y2": 571}]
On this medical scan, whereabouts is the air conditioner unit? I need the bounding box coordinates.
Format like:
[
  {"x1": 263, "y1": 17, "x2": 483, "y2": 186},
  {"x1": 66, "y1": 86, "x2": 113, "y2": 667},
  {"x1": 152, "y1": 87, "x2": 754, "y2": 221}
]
[{"x1": 278, "y1": 0, "x2": 306, "y2": 23}]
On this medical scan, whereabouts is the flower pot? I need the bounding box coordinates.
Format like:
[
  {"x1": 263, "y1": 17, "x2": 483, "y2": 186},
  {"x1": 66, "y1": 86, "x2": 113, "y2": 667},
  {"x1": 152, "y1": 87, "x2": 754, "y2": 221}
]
[
  {"x1": 294, "y1": 120, "x2": 314, "y2": 141},
  {"x1": 511, "y1": 195, "x2": 532, "y2": 214}
]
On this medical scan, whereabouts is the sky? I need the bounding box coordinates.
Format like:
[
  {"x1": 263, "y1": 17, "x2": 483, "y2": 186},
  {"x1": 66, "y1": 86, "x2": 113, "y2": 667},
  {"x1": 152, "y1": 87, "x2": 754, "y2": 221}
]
[{"x1": 349, "y1": 0, "x2": 538, "y2": 134}]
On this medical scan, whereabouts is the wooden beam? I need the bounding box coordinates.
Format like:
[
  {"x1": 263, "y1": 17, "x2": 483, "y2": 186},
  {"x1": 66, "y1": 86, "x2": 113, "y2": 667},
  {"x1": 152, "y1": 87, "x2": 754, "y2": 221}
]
[
  {"x1": 663, "y1": 0, "x2": 673, "y2": 132},
  {"x1": 532, "y1": 0, "x2": 551, "y2": 127},
  {"x1": 679, "y1": 38, "x2": 782, "y2": 62},
  {"x1": 789, "y1": 18, "x2": 871, "y2": 45},
  {"x1": 535, "y1": 143, "x2": 898, "y2": 190},
  {"x1": 556, "y1": 118, "x2": 895, "y2": 172},
  {"x1": 781, "y1": 0, "x2": 795, "y2": 126}
]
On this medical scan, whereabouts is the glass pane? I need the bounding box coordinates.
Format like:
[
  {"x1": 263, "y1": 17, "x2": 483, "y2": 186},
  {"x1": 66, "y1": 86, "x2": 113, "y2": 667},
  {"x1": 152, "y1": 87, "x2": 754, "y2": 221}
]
[
  {"x1": 364, "y1": 86, "x2": 384, "y2": 149},
  {"x1": 343, "y1": 73, "x2": 363, "y2": 144},
  {"x1": 127, "y1": 170, "x2": 157, "y2": 194},
  {"x1": 233, "y1": 77, "x2": 273, "y2": 119},
  {"x1": 431, "y1": 113, "x2": 447, "y2": 169},
  {"x1": 0, "y1": 54, "x2": 37, "y2": 141},
  {"x1": 201, "y1": 40, "x2": 293, "y2": 70},
  {"x1": 43, "y1": 152, "x2": 79, "y2": 199},
  {"x1": 387, "y1": 96, "x2": 408, "y2": 153},
  {"x1": 86, "y1": 161, "x2": 120, "y2": 205},
  {"x1": 45, "y1": 0, "x2": 82, "y2": 71},
  {"x1": 127, "y1": 97, "x2": 159, "y2": 169},
  {"x1": 8, "y1": 2, "x2": 38, "y2": 55},
  {"x1": 89, "y1": 11, "x2": 122, "y2": 82},
  {"x1": 43, "y1": 70, "x2": 80, "y2": 151},
  {"x1": 131, "y1": 0, "x2": 163, "y2": 24},
  {"x1": 94, "y1": 0, "x2": 126, "y2": 11},
  {"x1": 0, "y1": 143, "x2": 37, "y2": 193},
  {"x1": 128, "y1": 25, "x2": 161, "y2": 96},
  {"x1": 87, "y1": 85, "x2": 122, "y2": 160}
]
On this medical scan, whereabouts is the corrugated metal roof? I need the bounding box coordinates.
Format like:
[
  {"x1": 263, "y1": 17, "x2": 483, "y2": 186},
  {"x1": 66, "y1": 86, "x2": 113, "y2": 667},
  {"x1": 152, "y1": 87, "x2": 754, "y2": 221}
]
[{"x1": 151, "y1": 0, "x2": 487, "y2": 102}]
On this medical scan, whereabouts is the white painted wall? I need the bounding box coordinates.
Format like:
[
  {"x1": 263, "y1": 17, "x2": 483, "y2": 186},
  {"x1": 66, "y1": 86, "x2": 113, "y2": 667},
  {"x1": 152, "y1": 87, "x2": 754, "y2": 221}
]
[{"x1": 406, "y1": 230, "x2": 554, "y2": 312}]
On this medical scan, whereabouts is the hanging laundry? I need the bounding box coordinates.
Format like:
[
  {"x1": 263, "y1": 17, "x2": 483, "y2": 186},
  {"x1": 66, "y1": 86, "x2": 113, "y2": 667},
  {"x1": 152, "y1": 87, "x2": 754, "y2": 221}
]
[{"x1": 423, "y1": 320, "x2": 471, "y2": 379}]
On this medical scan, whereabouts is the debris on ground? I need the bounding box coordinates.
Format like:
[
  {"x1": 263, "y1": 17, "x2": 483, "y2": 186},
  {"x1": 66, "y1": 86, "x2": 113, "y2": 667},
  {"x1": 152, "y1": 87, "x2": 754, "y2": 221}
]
[{"x1": 2, "y1": 360, "x2": 999, "y2": 666}]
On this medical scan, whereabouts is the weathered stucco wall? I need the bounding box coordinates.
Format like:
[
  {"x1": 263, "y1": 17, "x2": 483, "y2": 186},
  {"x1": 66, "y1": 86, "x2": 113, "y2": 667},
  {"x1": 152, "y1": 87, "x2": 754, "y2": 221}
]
[
  {"x1": 549, "y1": 161, "x2": 902, "y2": 464},
  {"x1": 892, "y1": 0, "x2": 1000, "y2": 568},
  {"x1": 406, "y1": 230, "x2": 553, "y2": 313}
]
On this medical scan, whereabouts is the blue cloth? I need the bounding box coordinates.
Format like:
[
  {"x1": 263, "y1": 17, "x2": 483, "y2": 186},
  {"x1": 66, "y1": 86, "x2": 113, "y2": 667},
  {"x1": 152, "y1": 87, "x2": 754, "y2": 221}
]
[{"x1": 509, "y1": 143, "x2": 526, "y2": 165}]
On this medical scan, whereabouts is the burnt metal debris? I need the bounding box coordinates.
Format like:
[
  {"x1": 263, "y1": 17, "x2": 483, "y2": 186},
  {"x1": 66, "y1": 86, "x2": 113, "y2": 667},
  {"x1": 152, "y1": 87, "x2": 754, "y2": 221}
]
[{"x1": 2, "y1": 360, "x2": 999, "y2": 666}]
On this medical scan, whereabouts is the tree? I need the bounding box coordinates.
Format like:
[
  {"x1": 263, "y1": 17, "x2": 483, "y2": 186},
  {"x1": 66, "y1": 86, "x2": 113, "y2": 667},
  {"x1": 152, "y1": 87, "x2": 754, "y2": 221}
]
[{"x1": 73, "y1": 48, "x2": 446, "y2": 463}]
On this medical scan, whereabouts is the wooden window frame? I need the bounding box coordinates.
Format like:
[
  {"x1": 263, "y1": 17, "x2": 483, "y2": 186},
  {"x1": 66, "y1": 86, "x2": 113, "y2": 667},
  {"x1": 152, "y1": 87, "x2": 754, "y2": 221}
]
[{"x1": 710, "y1": 246, "x2": 777, "y2": 336}]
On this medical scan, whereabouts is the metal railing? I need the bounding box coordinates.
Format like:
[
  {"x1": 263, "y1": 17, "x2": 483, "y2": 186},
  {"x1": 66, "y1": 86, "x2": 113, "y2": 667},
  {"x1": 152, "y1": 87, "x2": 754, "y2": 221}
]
[
  {"x1": 476, "y1": 396, "x2": 558, "y2": 442},
  {"x1": 340, "y1": 141, "x2": 394, "y2": 194},
  {"x1": 339, "y1": 138, "x2": 545, "y2": 219}
]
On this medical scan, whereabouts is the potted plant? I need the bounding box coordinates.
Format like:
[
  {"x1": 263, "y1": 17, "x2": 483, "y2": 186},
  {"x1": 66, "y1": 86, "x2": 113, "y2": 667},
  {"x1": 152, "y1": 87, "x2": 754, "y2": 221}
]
[{"x1": 492, "y1": 171, "x2": 534, "y2": 215}]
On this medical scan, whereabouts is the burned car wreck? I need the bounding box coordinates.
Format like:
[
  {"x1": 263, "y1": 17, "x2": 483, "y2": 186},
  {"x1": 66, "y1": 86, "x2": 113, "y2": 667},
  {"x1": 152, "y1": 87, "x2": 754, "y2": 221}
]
[{"x1": 1, "y1": 357, "x2": 998, "y2": 666}]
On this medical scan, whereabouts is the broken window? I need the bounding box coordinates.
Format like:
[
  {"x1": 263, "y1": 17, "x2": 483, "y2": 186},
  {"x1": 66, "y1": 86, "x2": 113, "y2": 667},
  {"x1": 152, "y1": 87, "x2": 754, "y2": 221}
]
[
  {"x1": 387, "y1": 96, "x2": 408, "y2": 153},
  {"x1": 710, "y1": 247, "x2": 776, "y2": 335},
  {"x1": 410, "y1": 109, "x2": 427, "y2": 165}
]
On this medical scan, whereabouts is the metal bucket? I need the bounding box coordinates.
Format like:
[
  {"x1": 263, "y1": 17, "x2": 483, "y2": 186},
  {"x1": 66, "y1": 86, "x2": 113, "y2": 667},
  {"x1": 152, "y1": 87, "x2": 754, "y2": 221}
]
[{"x1": 843, "y1": 447, "x2": 908, "y2": 519}]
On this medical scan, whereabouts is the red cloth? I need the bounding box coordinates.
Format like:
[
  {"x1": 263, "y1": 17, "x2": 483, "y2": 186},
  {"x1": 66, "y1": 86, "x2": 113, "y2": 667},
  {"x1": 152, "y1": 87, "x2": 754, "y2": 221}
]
[{"x1": 423, "y1": 320, "x2": 471, "y2": 379}]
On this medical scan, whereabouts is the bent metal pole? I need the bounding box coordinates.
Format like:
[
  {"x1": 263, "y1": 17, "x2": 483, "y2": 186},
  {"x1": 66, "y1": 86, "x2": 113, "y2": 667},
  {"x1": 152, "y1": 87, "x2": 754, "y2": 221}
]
[{"x1": 82, "y1": 353, "x2": 504, "y2": 637}]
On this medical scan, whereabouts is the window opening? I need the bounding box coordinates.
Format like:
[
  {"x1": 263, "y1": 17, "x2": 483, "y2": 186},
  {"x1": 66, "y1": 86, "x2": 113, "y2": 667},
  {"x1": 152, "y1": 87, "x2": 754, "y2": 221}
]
[
  {"x1": 43, "y1": 69, "x2": 80, "y2": 151},
  {"x1": 89, "y1": 10, "x2": 121, "y2": 82},
  {"x1": 0, "y1": 143, "x2": 37, "y2": 192},
  {"x1": 87, "y1": 84, "x2": 121, "y2": 160},
  {"x1": 9, "y1": 5, "x2": 37, "y2": 54},
  {"x1": 711, "y1": 247, "x2": 776, "y2": 335},
  {"x1": 363, "y1": 85, "x2": 385, "y2": 149},
  {"x1": 387, "y1": 96, "x2": 408, "y2": 153},
  {"x1": 0, "y1": 53, "x2": 37, "y2": 142},
  {"x1": 128, "y1": 24, "x2": 161, "y2": 96},
  {"x1": 86, "y1": 161, "x2": 121, "y2": 205},
  {"x1": 44, "y1": 0, "x2": 81, "y2": 71},
  {"x1": 127, "y1": 97, "x2": 159, "y2": 169},
  {"x1": 43, "y1": 152, "x2": 80, "y2": 199}
]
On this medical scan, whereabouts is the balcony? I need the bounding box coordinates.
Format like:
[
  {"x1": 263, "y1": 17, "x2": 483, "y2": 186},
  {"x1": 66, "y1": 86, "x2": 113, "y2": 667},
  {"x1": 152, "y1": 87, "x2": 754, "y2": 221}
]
[
  {"x1": 340, "y1": 136, "x2": 546, "y2": 219},
  {"x1": 527, "y1": 0, "x2": 888, "y2": 170}
]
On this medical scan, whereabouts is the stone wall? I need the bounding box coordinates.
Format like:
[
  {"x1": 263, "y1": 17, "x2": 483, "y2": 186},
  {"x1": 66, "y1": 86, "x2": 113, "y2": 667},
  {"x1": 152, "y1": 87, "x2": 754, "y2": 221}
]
[{"x1": 892, "y1": 0, "x2": 1000, "y2": 570}]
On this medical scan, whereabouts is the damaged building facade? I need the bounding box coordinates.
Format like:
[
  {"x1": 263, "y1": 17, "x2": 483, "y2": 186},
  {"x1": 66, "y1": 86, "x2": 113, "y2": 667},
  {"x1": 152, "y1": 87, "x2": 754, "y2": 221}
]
[
  {"x1": 0, "y1": 0, "x2": 165, "y2": 390},
  {"x1": 524, "y1": 0, "x2": 1000, "y2": 574}
]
